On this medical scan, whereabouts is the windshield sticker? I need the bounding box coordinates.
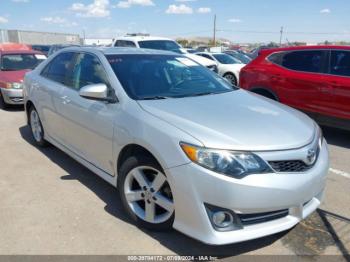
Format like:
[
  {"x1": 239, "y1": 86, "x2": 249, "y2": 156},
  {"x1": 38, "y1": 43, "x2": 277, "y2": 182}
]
[
  {"x1": 35, "y1": 54, "x2": 47, "y2": 60},
  {"x1": 176, "y1": 57, "x2": 198, "y2": 67}
]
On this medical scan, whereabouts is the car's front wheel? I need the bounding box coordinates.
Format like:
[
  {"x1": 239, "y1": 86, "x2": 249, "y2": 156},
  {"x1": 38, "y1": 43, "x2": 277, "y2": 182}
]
[
  {"x1": 224, "y1": 73, "x2": 237, "y2": 86},
  {"x1": 118, "y1": 155, "x2": 175, "y2": 230},
  {"x1": 29, "y1": 107, "x2": 48, "y2": 147}
]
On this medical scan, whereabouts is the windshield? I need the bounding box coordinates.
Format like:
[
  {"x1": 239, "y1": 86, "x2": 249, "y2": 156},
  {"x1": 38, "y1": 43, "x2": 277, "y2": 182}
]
[
  {"x1": 138, "y1": 40, "x2": 184, "y2": 54},
  {"x1": 227, "y1": 52, "x2": 251, "y2": 64},
  {"x1": 1, "y1": 54, "x2": 46, "y2": 71},
  {"x1": 213, "y1": 53, "x2": 242, "y2": 64},
  {"x1": 107, "y1": 54, "x2": 235, "y2": 100}
]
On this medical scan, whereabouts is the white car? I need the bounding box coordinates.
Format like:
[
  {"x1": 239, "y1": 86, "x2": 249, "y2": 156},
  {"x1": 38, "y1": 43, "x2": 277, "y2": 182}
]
[
  {"x1": 197, "y1": 52, "x2": 246, "y2": 86},
  {"x1": 113, "y1": 35, "x2": 218, "y2": 73}
]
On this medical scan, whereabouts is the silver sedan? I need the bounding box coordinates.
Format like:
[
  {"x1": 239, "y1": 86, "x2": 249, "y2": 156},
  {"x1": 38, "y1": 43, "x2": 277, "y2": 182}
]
[{"x1": 23, "y1": 47, "x2": 329, "y2": 245}]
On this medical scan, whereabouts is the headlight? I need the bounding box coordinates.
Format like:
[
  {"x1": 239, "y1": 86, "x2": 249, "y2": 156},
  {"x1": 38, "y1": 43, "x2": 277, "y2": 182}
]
[
  {"x1": 5, "y1": 82, "x2": 23, "y2": 89},
  {"x1": 180, "y1": 143, "x2": 273, "y2": 178}
]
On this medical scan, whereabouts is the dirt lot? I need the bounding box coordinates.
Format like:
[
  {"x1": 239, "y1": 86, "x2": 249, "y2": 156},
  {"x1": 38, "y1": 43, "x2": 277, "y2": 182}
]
[{"x1": 0, "y1": 106, "x2": 349, "y2": 259}]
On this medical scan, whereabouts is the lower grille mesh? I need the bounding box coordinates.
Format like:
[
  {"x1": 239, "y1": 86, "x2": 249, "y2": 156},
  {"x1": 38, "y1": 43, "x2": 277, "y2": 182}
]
[{"x1": 238, "y1": 209, "x2": 289, "y2": 226}]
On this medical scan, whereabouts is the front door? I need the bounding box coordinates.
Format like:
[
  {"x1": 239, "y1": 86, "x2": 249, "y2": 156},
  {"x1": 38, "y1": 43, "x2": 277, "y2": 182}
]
[{"x1": 59, "y1": 53, "x2": 116, "y2": 175}]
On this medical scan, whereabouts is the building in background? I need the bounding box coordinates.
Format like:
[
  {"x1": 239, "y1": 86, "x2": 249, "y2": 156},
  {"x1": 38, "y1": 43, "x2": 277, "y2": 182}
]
[
  {"x1": 0, "y1": 29, "x2": 81, "y2": 45},
  {"x1": 84, "y1": 38, "x2": 113, "y2": 46}
]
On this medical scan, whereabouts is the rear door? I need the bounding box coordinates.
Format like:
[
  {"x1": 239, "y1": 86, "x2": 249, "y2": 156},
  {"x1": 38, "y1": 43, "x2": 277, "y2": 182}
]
[
  {"x1": 277, "y1": 50, "x2": 331, "y2": 115},
  {"x1": 38, "y1": 52, "x2": 76, "y2": 144},
  {"x1": 326, "y1": 50, "x2": 350, "y2": 120}
]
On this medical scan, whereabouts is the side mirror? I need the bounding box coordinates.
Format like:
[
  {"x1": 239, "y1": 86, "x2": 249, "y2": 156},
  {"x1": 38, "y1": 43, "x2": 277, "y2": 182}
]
[{"x1": 79, "y1": 84, "x2": 118, "y2": 103}]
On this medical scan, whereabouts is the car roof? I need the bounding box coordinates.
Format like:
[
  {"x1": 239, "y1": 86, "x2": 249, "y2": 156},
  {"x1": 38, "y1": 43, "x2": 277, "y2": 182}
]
[
  {"x1": 114, "y1": 36, "x2": 174, "y2": 42},
  {"x1": 0, "y1": 50, "x2": 43, "y2": 55},
  {"x1": 60, "y1": 46, "x2": 181, "y2": 56},
  {"x1": 198, "y1": 52, "x2": 225, "y2": 55},
  {"x1": 261, "y1": 45, "x2": 350, "y2": 55}
]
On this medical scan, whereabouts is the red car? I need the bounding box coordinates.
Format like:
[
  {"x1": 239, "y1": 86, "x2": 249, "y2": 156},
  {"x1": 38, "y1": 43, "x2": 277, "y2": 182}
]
[
  {"x1": 0, "y1": 43, "x2": 46, "y2": 107},
  {"x1": 240, "y1": 45, "x2": 350, "y2": 130}
]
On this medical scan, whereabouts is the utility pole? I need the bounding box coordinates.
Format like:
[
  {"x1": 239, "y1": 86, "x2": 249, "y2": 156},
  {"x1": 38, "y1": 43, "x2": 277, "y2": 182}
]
[
  {"x1": 213, "y1": 14, "x2": 216, "y2": 47},
  {"x1": 82, "y1": 29, "x2": 86, "y2": 45},
  {"x1": 279, "y1": 26, "x2": 284, "y2": 46}
]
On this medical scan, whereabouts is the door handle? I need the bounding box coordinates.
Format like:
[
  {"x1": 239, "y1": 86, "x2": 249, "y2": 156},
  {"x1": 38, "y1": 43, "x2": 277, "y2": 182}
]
[{"x1": 61, "y1": 96, "x2": 71, "y2": 104}]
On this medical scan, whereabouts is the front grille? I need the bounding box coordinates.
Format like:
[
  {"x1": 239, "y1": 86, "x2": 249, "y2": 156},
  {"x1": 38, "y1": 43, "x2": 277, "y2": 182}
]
[
  {"x1": 269, "y1": 160, "x2": 312, "y2": 173},
  {"x1": 238, "y1": 209, "x2": 289, "y2": 226}
]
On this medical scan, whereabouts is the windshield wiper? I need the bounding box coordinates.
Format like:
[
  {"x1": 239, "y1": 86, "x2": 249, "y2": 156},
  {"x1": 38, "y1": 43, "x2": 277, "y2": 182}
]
[
  {"x1": 140, "y1": 96, "x2": 171, "y2": 100},
  {"x1": 190, "y1": 92, "x2": 218, "y2": 97}
]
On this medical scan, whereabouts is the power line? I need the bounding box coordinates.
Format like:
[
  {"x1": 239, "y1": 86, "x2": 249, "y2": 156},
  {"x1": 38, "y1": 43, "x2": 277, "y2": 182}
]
[{"x1": 218, "y1": 29, "x2": 350, "y2": 35}]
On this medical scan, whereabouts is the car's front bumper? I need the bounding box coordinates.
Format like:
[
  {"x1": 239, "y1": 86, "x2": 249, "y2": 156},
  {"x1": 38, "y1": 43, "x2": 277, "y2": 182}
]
[
  {"x1": 1, "y1": 88, "x2": 24, "y2": 105},
  {"x1": 166, "y1": 140, "x2": 329, "y2": 245}
]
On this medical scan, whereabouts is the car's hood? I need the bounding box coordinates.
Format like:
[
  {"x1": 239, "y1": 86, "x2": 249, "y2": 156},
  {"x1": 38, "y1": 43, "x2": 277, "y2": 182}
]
[
  {"x1": 0, "y1": 69, "x2": 29, "y2": 83},
  {"x1": 185, "y1": 54, "x2": 217, "y2": 67},
  {"x1": 138, "y1": 90, "x2": 316, "y2": 151}
]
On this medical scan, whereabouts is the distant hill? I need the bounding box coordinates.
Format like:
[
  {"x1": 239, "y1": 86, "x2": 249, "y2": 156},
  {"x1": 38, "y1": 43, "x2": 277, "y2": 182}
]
[{"x1": 176, "y1": 36, "x2": 232, "y2": 46}]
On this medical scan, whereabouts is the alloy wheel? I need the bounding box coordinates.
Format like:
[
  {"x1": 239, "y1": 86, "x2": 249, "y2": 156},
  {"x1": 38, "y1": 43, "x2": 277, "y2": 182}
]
[
  {"x1": 30, "y1": 110, "x2": 43, "y2": 142},
  {"x1": 124, "y1": 166, "x2": 174, "y2": 224}
]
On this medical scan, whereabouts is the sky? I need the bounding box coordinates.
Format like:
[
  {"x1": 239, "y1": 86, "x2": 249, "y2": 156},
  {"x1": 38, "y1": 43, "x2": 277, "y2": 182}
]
[{"x1": 0, "y1": 0, "x2": 349, "y2": 43}]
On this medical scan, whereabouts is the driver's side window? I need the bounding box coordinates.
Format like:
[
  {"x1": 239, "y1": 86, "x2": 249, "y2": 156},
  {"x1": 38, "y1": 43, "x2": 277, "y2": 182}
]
[{"x1": 71, "y1": 53, "x2": 110, "y2": 90}]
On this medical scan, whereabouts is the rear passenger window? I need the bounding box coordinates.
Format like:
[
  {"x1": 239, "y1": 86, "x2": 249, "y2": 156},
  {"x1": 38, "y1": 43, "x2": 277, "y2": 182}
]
[
  {"x1": 267, "y1": 52, "x2": 284, "y2": 65},
  {"x1": 281, "y1": 50, "x2": 325, "y2": 73},
  {"x1": 114, "y1": 40, "x2": 136, "y2": 47},
  {"x1": 330, "y1": 50, "x2": 350, "y2": 77},
  {"x1": 41, "y1": 52, "x2": 75, "y2": 85}
]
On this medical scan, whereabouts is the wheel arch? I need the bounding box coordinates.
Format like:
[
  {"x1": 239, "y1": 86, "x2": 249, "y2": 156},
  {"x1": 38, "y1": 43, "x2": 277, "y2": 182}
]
[
  {"x1": 249, "y1": 87, "x2": 279, "y2": 101},
  {"x1": 117, "y1": 144, "x2": 163, "y2": 175}
]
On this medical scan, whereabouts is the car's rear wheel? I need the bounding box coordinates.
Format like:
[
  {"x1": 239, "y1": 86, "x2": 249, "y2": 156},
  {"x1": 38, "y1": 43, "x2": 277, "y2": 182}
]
[
  {"x1": 29, "y1": 107, "x2": 48, "y2": 147},
  {"x1": 118, "y1": 155, "x2": 175, "y2": 230},
  {"x1": 224, "y1": 73, "x2": 237, "y2": 86}
]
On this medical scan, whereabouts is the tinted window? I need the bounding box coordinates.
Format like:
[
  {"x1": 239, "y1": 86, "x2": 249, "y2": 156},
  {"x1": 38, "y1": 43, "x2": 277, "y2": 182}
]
[
  {"x1": 71, "y1": 53, "x2": 109, "y2": 90},
  {"x1": 281, "y1": 50, "x2": 325, "y2": 73},
  {"x1": 1, "y1": 54, "x2": 46, "y2": 71},
  {"x1": 114, "y1": 40, "x2": 136, "y2": 47},
  {"x1": 138, "y1": 40, "x2": 182, "y2": 53},
  {"x1": 213, "y1": 54, "x2": 242, "y2": 64},
  {"x1": 107, "y1": 54, "x2": 234, "y2": 100},
  {"x1": 41, "y1": 52, "x2": 75, "y2": 85},
  {"x1": 267, "y1": 52, "x2": 284, "y2": 65},
  {"x1": 198, "y1": 54, "x2": 214, "y2": 61},
  {"x1": 330, "y1": 50, "x2": 350, "y2": 77}
]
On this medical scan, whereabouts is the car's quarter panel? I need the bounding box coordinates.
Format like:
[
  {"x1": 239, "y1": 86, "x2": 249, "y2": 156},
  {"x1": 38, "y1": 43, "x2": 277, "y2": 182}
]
[{"x1": 24, "y1": 73, "x2": 66, "y2": 144}]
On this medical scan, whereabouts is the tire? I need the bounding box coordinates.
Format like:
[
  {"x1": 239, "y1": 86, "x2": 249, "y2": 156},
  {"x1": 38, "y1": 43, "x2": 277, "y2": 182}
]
[
  {"x1": 29, "y1": 106, "x2": 48, "y2": 147},
  {"x1": 223, "y1": 73, "x2": 237, "y2": 86},
  {"x1": 118, "y1": 155, "x2": 175, "y2": 231},
  {"x1": 252, "y1": 89, "x2": 278, "y2": 101},
  {"x1": 0, "y1": 91, "x2": 8, "y2": 109}
]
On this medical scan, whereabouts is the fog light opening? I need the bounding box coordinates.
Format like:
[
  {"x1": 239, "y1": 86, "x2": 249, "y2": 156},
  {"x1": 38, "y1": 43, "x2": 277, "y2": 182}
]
[
  {"x1": 204, "y1": 203, "x2": 243, "y2": 232},
  {"x1": 212, "y1": 211, "x2": 234, "y2": 228}
]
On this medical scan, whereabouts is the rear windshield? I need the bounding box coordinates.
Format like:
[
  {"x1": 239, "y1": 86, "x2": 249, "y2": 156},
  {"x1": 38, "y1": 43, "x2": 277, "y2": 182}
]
[
  {"x1": 213, "y1": 54, "x2": 242, "y2": 64},
  {"x1": 1, "y1": 53, "x2": 46, "y2": 71},
  {"x1": 107, "y1": 54, "x2": 234, "y2": 100},
  {"x1": 138, "y1": 40, "x2": 183, "y2": 53}
]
